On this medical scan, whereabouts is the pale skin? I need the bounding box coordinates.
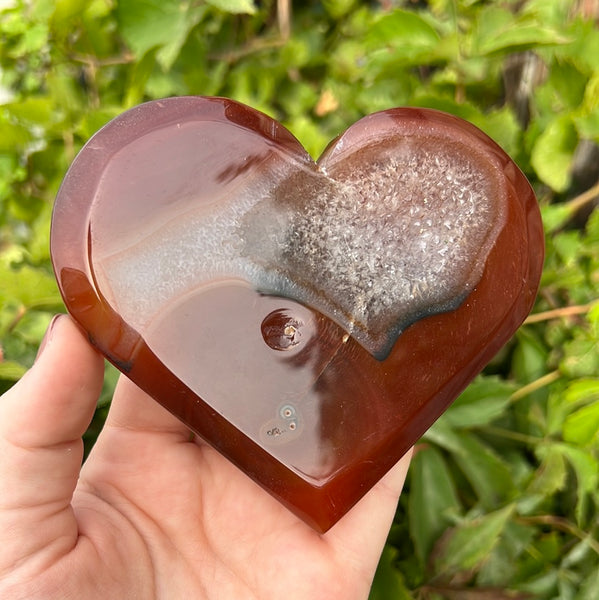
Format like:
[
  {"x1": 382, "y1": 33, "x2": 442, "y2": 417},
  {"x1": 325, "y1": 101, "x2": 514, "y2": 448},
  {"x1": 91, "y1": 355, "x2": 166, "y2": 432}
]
[{"x1": 0, "y1": 315, "x2": 412, "y2": 600}]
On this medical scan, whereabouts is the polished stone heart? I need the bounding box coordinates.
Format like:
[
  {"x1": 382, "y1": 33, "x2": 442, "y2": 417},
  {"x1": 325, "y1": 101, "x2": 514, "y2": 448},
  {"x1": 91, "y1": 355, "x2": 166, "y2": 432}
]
[{"x1": 51, "y1": 97, "x2": 543, "y2": 531}]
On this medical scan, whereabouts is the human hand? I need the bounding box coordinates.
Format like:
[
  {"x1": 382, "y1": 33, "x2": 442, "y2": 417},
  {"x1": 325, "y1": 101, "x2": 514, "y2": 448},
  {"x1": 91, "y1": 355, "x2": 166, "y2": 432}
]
[{"x1": 0, "y1": 315, "x2": 411, "y2": 600}]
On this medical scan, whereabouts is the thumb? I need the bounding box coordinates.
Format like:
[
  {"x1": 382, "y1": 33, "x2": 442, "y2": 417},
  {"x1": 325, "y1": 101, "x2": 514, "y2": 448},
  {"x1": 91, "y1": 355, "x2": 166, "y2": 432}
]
[{"x1": 0, "y1": 314, "x2": 104, "y2": 572}]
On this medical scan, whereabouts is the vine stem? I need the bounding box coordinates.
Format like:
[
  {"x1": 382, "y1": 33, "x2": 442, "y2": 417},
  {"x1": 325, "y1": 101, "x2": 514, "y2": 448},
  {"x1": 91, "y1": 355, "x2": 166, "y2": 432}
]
[
  {"x1": 524, "y1": 301, "x2": 598, "y2": 324},
  {"x1": 208, "y1": 1, "x2": 291, "y2": 64},
  {"x1": 510, "y1": 370, "x2": 561, "y2": 402},
  {"x1": 517, "y1": 515, "x2": 599, "y2": 557},
  {"x1": 565, "y1": 179, "x2": 599, "y2": 215},
  {"x1": 69, "y1": 52, "x2": 135, "y2": 67},
  {"x1": 477, "y1": 426, "x2": 542, "y2": 445},
  {"x1": 277, "y1": 0, "x2": 291, "y2": 41}
]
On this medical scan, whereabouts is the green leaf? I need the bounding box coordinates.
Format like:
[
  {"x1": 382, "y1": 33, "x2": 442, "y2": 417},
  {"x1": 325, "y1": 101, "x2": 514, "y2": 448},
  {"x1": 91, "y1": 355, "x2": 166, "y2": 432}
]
[
  {"x1": 574, "y1": 72, "x2": 599, "y2": 140},
  {"x1": 365, "y1": 9, "x2": 440, "y2": 66},
  {"x1": 548, "y1": 378, "x2": 599, "y2": 434},
  {"x1": 530, "y1": 116, "x2": 578, "y2": 192},
  {"x1": 513, "y1": 329, "x2": 549, "y2": 384},
  {"x1": 589, "y1": 303, "x2": 599, "y2": 337},
  {"x1": 434, "y1": 504, "x2": 515, "y2": 575},
  {"x1": 477, "y1": 520, "x2": 536, "y2": 586},
  {"x1": 285, "y1": 115, "x2": 330, "y2": 160},
  {"x1": 205, "y1": 0, "x2": 256, "y2": 14},
  {"x1": 552, "y1": 230, "x2": 582, "y2": 265},
  {"x1": 367, "y1": 10, "x2": 438, "y2": 48},
  {"x1": 124, "y1": 48, "x2": 158, "y2": 108},
  {"x1": 560, "y1": 338, "x2": 599, "y2": 379},
  {"x1": 50, "y1": 0, "x2": 88, "y2": 28},
  {"x1": 540, "y1": 203, "x2": 574, "y2": 233},
  {"x1": 0, "y1": 248, "x2": 62, "y2": 309},
  {"x1": 0, "y1": 360, "x2": 27, "y2": 381},
  {"x1": 518, "y1": 569, "x2": 559, "y2": 597},
  {"x1": 0, "y1": 118, "x2": 31, "y2": 151},
  {"x1": 424, "y1": 423, "x2": 517, "y2": 507},
  {"x1": 116, "y1": 0, "x2": 205, "y2": 69},
  {"x1": 563, "y1": 401, "x2": 599, "y2": 445},
  {"x1": 556, "y1": 18, "x2": 599, "y2": 71},
  {"x1": 408, "y1": 446, "x2": 461, "y2": 563},
  {"x1": 369, "y1": 545, "x2": 413, "y2": 600},
  {"x1": 12, "y1": 310, "x2": 54, "y2": 347},
  {"x1": 546, "y1": 60, "x2": 588, "y2": 111},
  {"x1": 76, "y1": 107, "x2": 123, "y2": 141},
  {"x1": 555, "y1": 443, "x2": 599, "y2": 524},
  {"x1": 474, "y1": 6, "x2": 570, "y2": 55},
  {"x1": 528, "y1": 445, "x2": 567, "y2": 496},
  {"x1": 511, "y1": 329, "x2": 550, "y2": 434},
  {"x1": 470, "y1": 108, "x2": 521, "y2": 157},
  {"x1": 322, "y1": 0, "x2": 356, "y2": 20},
  {"x1": 574, "y1": 110, "x2": 599, "y2": 141},
  {"x1": 6, "y1": 97, "x2": 54, "y2": 125},
  {"x1": 578, "y1": 568, "x2": 599, "y2": 600},
  {"x1": 8, "y1": 22, "x2": 49, "y2": 56},
  {"x1": 443, "y1": 376, "x2": 515, "y2": 428},
  {"x1": 562, "y1": 537, "x2": 593, "y2": 569}
]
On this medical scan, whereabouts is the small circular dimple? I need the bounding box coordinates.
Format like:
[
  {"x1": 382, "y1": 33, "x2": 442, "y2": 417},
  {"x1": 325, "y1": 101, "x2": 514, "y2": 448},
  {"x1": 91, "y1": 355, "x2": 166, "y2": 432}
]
[
  {"x1": 280, "y1": 404, "x2": 296, "y2": 419},
  {"x1": 261, "y1": 309, "x2": 305, "y2": 351}
]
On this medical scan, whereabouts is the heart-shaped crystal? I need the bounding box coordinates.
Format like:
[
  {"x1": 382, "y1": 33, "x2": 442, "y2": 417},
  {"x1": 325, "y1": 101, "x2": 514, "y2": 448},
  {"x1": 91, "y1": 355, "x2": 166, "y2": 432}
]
[{"x1": 51, "y1": 97, "x2": 543, "y2": 531}]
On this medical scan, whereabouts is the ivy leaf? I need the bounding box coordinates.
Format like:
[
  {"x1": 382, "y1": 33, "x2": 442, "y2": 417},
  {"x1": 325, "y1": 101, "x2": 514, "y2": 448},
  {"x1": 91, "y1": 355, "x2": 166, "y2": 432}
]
[
  {"x1": 547, "y1": 378, "x2": 599, "y2": 435},
  {"x1": 578, "y1": 569, "x2": 599, "y2": 600},
  {"x1": 574, "y1": 72, "x2": 599, "y2": 140},
  {"x1": 50, "y1": 0, "x2": 88, "y2": 29},
  {"x1": 365, "y1": 9, "x2": 440, "y2": 66},
  {"x1": 557, "y1": 18, "x2": 599, "y2": 71},
  {"x1": 442, "y1": 376, "x2": 515, "y2": 428},
  {"x1": 6, "y1": 97, "x2": 54, "y2": 125},
  {"x1": 474, "y1": 6, "x2": 570, "y2": 55},
  {"x1": 574, "y1": 110, "x2": 599, "y2": 141},
  {"x1": 0, "y1": 248, "x2": 62, "y2": 309},
  {"x1": 368, "y1": 9, "x2": 439, "y2": 47},
  {"x1": 322, "y1": 0, "x2": 356, "y2": 20},
  {"x1": 409, "y1": 446, "x2": 461, "y2": 564},
  {"x1": 0, "y1": 360, "x2": 27, "y2": 381},
  {"x1": 205, "y1": 0, "x2": 256, "y2": 14},
  {"x1": 116, "y1": 0, "x2": 205, "y2": 69},
  {"x1": 560, "y1": 338, "x2": 599, "y2": 379},
  {"x1": 369, "y1": 545, "x2": 414, "y2": 600},
  {"x1": 433, "y1": 505, "x2": 515, "y2": 575},
  {"x1": 0, "y1": 117, "x2": 31, "y2": 151},
  {"x1": 540, "y1": 204, "x2": 574, "y2": 233},
  {"x1": 555, "y1": 443, "x2": 599, "y2": 524},
  {"x1": 477, "y1": 520, "x2": 536, "y2": 587},
  {"x1": 530, "y1": 116, "x2": 578, "y2": 192},
  {"x1": 528, "y1": 445, "x2": 567, "y2": 497},
  {"x1": 424, "y1": 423, "x2": 517, "y2": 508},
  {"x1": 563, "y1": 401, "x2": 599, "y2": 445}
]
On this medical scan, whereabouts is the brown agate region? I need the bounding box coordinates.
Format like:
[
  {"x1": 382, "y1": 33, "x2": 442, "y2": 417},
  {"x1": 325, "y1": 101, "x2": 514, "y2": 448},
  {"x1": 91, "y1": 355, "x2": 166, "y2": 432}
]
[{"x1": 51, "y1": 96, "x2": 544, "y2": 532}]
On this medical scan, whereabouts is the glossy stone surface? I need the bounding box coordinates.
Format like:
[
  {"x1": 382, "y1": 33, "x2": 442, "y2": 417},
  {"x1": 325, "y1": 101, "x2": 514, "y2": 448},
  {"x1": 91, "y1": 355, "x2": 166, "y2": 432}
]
[{"x1": 51, "y1": 97, "x2": 544, "y2": 532}]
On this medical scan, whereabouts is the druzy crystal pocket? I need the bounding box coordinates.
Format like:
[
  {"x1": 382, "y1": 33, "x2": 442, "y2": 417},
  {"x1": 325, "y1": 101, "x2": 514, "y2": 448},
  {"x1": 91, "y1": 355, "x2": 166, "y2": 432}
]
[{"x1": 51, "y1": 97, "x2": 544, "y2": 531}]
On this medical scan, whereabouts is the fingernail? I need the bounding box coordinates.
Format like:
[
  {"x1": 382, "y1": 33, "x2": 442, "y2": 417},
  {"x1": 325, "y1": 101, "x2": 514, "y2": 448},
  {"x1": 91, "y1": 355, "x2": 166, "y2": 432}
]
[{"x1": 35, "y1": 314, "x2": 63, "y2": 362}]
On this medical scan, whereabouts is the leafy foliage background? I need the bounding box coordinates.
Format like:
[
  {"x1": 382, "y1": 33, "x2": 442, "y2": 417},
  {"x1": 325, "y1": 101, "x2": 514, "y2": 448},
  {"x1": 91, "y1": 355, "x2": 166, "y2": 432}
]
[{"x1": 1, "y1": 0, "x2": 598, "y2": 598}]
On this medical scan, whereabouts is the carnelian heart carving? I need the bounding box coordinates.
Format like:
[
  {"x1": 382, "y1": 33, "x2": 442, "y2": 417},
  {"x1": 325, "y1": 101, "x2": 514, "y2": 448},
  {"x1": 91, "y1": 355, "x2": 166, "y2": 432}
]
[{"x1": 51, "y1": 96, "x2": 544, "y2": 532}]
